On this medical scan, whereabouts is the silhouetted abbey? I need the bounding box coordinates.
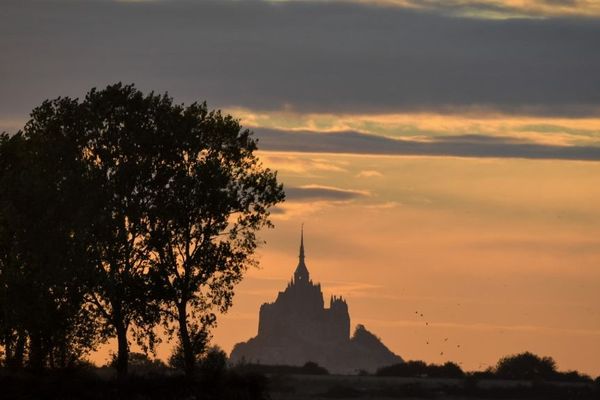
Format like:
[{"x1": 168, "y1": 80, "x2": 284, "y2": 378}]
[{"x1": 230, "y1": 229, "x2": 403, "y2": 373}]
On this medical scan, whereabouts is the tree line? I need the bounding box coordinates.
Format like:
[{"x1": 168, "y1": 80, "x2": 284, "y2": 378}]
[
  {"x1": 0, "y1": 83, "x2": 285, "y2": 378},
  {"x1": 376, "y1": 352, "x2": 595, "y2": 382}
]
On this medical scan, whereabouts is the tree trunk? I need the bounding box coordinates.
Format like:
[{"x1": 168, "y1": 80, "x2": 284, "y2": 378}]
[
  {"x1": 178, "y1": 303, "x2": 195, "y2": 377},
  {"x1": 48, "y1": 348, "x2": 55, "y2": 369},
  {"x1": 114, "y1": 304, "x2": 129, "y2": 379},
  {"x1": 11, "y1": 331, "x2": 26, "y2": 370},
  {"x1": 28, "y1": 331, "x2": 45, "y2": 373},
  {"x1": 3, "y1": 332, "x2": 14, "y2": 368},
  {"x1": 58, "y1": 340, "x2": 67, "y2": 369},
  {"x1": 3, "y1": 330, "x2": 26, "y2": 370}
]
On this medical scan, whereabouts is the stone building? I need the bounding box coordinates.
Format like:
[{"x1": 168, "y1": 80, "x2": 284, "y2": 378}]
[{"x1": 230, "y1": 229, "x2": 403, "y2": 373}]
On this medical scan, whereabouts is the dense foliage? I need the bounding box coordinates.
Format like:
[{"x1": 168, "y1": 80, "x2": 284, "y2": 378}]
[
  {"x1": 376, "y1": 360, "x2": 464, "y2": 378},
  {"x1": 494, "y1": 352, "x2": 592, "y2": 382},
  {"x1": 377, "y1": 352, "x2": 593, "y2": 383},
  {"x1": 0, "y1": 83, "x2": 284, "y2": 377}
]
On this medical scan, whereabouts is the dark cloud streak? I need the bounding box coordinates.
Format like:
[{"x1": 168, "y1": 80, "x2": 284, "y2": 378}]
[
  {"x1": 285, "y1": 185, "x2": 369, "y2": 202},
  {"x1": 257, "y1": 128, "x2": 600, "y2": 161}
]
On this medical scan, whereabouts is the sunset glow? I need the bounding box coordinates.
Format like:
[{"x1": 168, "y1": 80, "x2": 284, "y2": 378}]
[
  {"x1": 212, "y1": 153, "x2": 600, "y2": 375},
  {"x1": 2, "y1": 0, "x2": 600, "y2": 380}
]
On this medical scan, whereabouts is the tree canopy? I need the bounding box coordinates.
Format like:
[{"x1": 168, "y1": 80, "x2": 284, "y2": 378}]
[{"x1": 0, "y1": 83, "x2": 285, "y2": 376}]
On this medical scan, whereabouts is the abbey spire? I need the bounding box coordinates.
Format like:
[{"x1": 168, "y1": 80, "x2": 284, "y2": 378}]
[
  {"x1": 299, "y1": 224, "x2": 305, "y2": 263},
  {"x1": 294, "y1": 224, "x2": 310, "y2": 283}
]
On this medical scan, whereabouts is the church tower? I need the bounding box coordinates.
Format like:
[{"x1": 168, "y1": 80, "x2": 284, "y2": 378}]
[{"x1": 293, "y1": 225, "x2": 310, "y2": 284}]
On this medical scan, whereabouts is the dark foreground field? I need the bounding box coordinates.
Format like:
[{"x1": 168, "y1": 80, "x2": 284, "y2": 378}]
[
  {"x1": 268, "y1": 374, "x2": 600, "y2": 400},
  {"x1": 0, "y1": 370, "x2": 269, "y2": 400},
  {"x1": 1, "y1": 370, "x2": 599, "y2": 400}
]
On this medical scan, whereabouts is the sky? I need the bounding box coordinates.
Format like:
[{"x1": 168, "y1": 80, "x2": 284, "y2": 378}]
[{"x1": 1, "y1": 0, "x2": 599, "y2": 376}]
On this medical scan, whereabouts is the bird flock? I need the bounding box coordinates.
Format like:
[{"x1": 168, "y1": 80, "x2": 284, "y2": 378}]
[{"x1": 415, "y1": 310, "x2": 462, "y2": 362}]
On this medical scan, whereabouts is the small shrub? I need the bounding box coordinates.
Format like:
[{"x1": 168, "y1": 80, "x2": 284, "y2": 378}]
[{"x1": 107, "y1": 352, "x2": 168, "y2": 375}]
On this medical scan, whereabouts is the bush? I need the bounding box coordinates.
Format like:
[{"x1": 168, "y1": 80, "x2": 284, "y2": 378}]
[
  {"x1": 107, "y1": 352, "x2": 168, "y2": 375},
  {"x1": 377, "y1": 360, "x2": 428, "y2": 377},
  {"x1": 467, "y1": 368, "x2": 496, "y2": 380},
  {"x1": 376, "y1": 360, "x2": 464, "y2": 378},
  {"x1": 169, "y1": 343, "x2": 228, "y2": 380},
  {"x1": 428, "y1": 362, "x2": 464, "y2": 378},
  {"x1": 495, "y1": 352, "x2": 556, "y2": 380},
  {"x1": 198, "y1": 346, "x2": 228, "y2": 381},
  {"x1": 554, "y1": 370, "x2": 592, "y2": 383}
]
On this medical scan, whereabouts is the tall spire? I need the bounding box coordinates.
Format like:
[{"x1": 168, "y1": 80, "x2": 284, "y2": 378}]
[
  {"x1": 299, "y1": 223, "x2": 305, "y2": 264},
  {"x1": 294, "y1": 224, "x2": 310, "y2": 284}
]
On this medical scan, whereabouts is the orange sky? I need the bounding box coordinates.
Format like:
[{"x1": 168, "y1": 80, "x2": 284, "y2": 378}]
[
  {"x1": 208, "y1": 151, "x2": 600, "y2": 376},
  {"x1": 91, "y1": 134, "x2": 600, "y2": 377}
]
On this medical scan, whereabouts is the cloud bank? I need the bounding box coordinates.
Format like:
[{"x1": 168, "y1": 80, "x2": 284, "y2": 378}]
[{"x1": 1, "y1": 0, "x2": 600, "y2": 122}]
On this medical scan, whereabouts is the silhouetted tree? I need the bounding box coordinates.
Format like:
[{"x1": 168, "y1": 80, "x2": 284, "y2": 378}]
[
  {"x1": 168, "y1": 339, "x2": 207, "y2": 372},
  {"x1": 0, "y1": 115, "x2": 104, "y2": 372},
  {"x1": 0, "y1": 133, "x2": 26, "y2": 369},
  {"x1": 0, "y1": 83, "x2": 284, "y2": 379},
  {"x1": 144, "y1": 103, "x2": 284, "y2": 376},
  {"x1": 72, "y1": 84, "x2": 182, "y2": 378},
  {"x1": 495, "y1": 351, "x2": 557, "y2": 380},
  {"x1": 0, "y1": 91, "x2": 157, "y2": 377},
  {"x1": 168, "y1": 343, "x2": 184, "y2": 371}
]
